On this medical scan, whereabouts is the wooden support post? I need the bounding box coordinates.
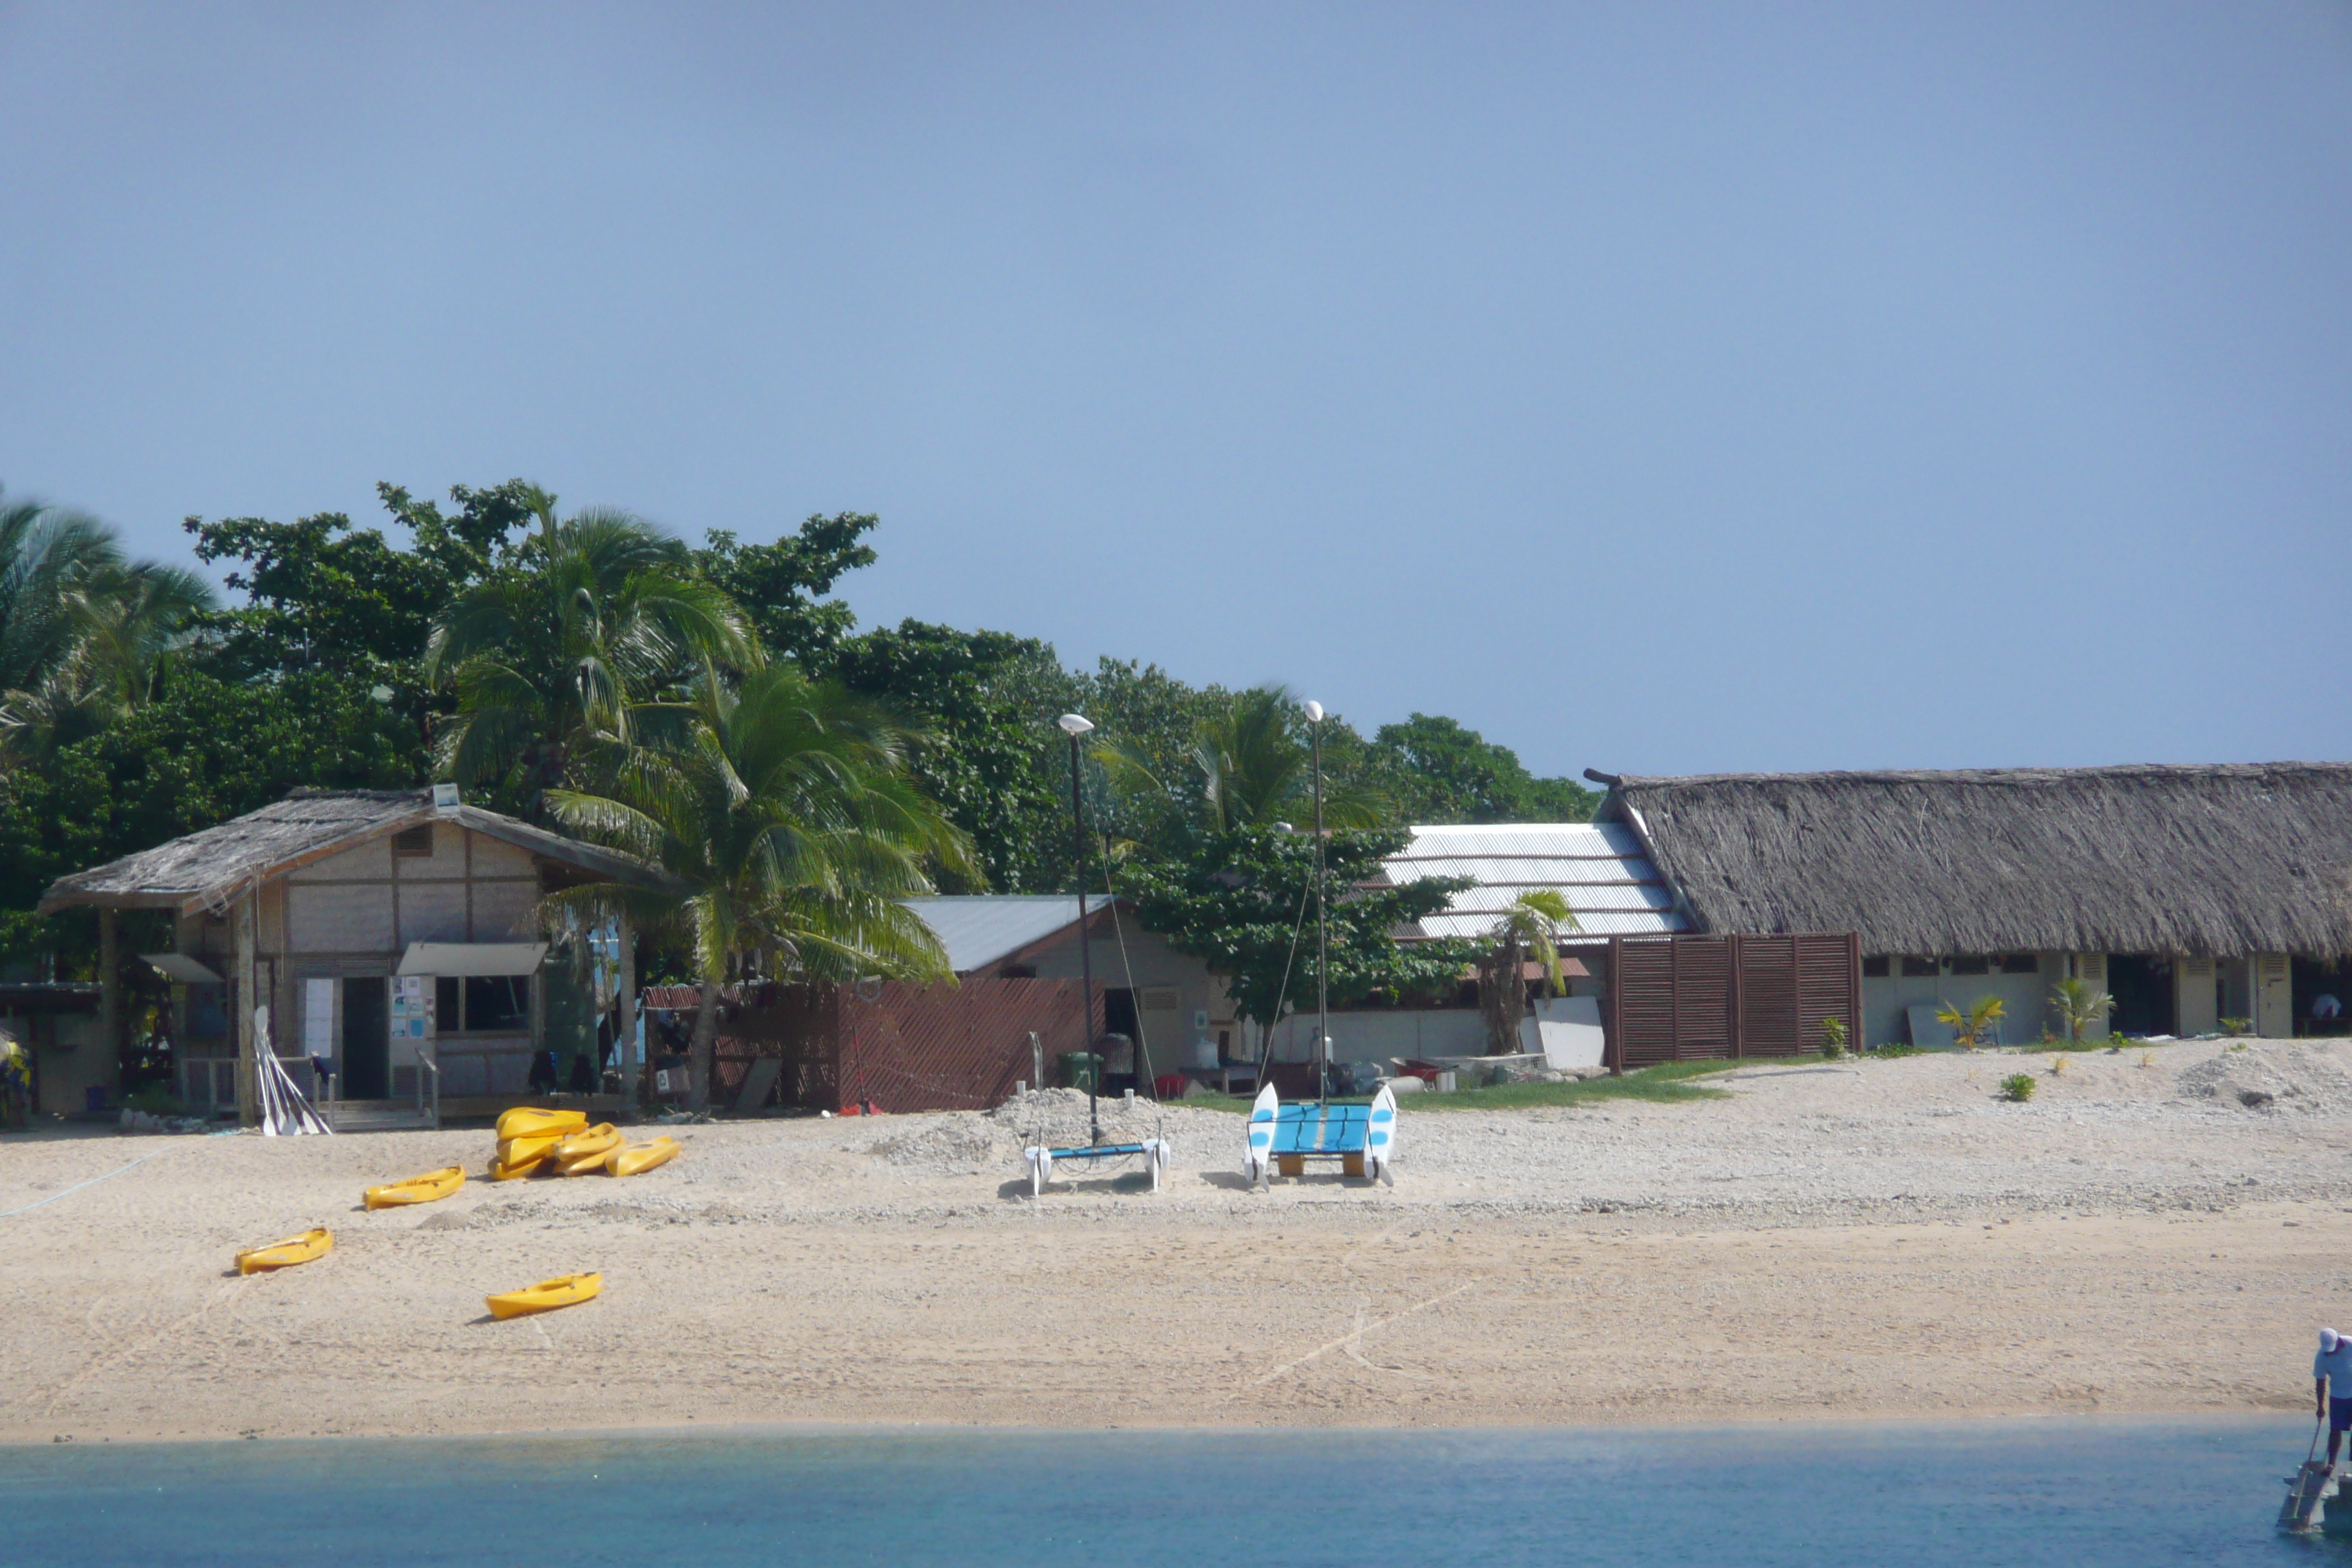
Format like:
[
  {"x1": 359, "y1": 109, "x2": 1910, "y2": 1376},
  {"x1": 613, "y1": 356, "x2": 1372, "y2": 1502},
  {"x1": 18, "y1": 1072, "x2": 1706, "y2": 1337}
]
[
  {"x1": 97, "y1": 907, "x2": 119, "y2": 1091},
  {"x1": 616, "y1": 914, "x2": 641, "y2": 1104},
  {"x1": 233, "y1": 892, "x2": 257, "y2": 1127}
]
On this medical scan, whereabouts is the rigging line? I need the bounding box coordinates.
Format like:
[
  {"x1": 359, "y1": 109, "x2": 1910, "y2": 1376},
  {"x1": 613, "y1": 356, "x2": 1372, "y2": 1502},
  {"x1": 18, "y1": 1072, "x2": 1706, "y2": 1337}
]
[
  {"x1": 0, "y1": 1150, "x2": 166, "y2": 1220},
  {"x1": 1099, "y1": 862, "x2": 1153, "y2": 1098},
  {"x1": 1259, "y1": 873, "x2": 1314, "y2": 1084}
]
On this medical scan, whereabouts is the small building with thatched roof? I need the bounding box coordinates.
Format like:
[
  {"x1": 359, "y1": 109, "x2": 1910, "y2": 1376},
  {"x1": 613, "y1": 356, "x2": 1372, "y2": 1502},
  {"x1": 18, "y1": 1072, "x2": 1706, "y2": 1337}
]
[
  {"x1": 37, "y1": 787, "x2": 666, "y2": 1126},
  {"x1": 1583, "y1": 763, "x2": 2352, "y2": 1046}
]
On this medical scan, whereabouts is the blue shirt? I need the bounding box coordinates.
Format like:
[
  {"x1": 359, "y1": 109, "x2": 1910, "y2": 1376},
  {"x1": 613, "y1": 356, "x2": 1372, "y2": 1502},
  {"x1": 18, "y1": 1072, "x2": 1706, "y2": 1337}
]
[{"x1": 2315, "y1": 1344, "x2": 2352, "y2": 1393}]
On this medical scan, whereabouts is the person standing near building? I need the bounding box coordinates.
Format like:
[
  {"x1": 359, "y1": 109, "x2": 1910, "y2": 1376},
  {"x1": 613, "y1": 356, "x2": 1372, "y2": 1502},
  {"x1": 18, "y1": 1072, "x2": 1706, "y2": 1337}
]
[{"x1": 2316, "y1": 1329, "x2": 2352, "y2": 1464}]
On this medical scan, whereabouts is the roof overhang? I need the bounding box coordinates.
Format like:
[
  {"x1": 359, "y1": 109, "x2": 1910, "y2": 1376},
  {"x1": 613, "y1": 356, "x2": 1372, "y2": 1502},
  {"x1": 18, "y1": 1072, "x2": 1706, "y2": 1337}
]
[
  {"x1": 396, "y1": 941, "x2": 549, "y2": 977},
  {"x1": 141, "y1": 952, "x2": 225, "y2": 984}
]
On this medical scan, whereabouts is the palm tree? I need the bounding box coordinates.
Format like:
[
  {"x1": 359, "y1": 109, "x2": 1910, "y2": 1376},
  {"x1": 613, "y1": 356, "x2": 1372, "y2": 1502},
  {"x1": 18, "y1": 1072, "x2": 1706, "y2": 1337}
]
[
  {"x1": 543, "y1": 665, "x2": 977, "y2": 1110},
  {"x1": 2048, "y1": 976, "x2": 2115, "y2": 1044},
  {"x1": 1479, "y1": 888, "x2": 1580, "y2": 1055},
  {"x1": 1935, "y1": 994, "x2": 2007, "y2": 1050},
  {"x1": 59, "y1": 561, "x2": 217, "y2": 712},
  {"x1": 0, "y1": 493, "x2": 216, "y2": 766},
  {"x1": 1099, "y1": 684, "x2": 1390, "y2": 838},
  {"x1": 0, "y1": 491, "x2": 122, "y2": 696},
  {"x1": 424, "y1": 503, "x2": 753, "y2": 814}
]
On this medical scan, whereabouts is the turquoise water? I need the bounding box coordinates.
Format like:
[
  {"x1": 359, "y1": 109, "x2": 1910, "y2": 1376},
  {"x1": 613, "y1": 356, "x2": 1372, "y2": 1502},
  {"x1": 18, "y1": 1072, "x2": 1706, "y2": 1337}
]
[{"x1": 0, "y1": 1417, "x2": 2331, "y2": 1565}]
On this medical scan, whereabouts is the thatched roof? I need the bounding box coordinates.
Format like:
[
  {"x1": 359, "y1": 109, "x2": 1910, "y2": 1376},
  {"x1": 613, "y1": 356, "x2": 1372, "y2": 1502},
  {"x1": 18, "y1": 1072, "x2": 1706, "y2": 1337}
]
[
  {"x1": 1591, "y1": 763, "x2": 2352, "y2": 957},
  {"x1": 40, "y1": 788, "x2": 665, "y2": 914}
]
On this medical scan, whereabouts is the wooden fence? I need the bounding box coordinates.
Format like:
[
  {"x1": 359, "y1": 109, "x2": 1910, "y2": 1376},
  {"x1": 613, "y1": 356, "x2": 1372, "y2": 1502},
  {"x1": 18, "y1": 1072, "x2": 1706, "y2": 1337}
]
[{"x1": 1605, "y1": 933, "x2": 1860, "y2": 1069}]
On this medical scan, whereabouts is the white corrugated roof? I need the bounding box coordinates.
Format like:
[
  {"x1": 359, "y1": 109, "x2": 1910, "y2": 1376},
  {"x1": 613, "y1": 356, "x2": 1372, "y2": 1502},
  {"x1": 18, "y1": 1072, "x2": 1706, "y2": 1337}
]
[
  {"x1": 1384, "y1": 822, "x2": 1689, "y2": 941},
  {"x1": 904, "y1": 895, "x2": 1091, "y2": 973}
]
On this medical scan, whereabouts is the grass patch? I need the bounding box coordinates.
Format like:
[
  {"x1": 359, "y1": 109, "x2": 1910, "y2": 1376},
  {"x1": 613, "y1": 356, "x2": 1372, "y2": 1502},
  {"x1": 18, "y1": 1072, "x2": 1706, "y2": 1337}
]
[{"x1": 1168, "y1": 1058, "x2": 1754, "y2": 1115}]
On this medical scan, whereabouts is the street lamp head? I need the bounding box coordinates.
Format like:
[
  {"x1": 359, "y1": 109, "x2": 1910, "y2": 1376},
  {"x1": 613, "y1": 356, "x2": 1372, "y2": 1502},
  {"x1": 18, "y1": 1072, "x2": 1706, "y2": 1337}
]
[
  {"x1": 1303, "y1": 700, "x2": 1324, "y2": 723},
  {"x1": 1057, "y1": 713, "x2": 1096, "y2": 737}
]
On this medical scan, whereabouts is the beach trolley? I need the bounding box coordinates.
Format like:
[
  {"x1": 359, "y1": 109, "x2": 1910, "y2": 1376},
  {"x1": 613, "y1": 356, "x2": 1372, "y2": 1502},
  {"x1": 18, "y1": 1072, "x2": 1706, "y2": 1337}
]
[
  {"x1": 1024, "y1": 1134, "x2": 1169, "y2": 1197},
  {"x1": 1244, "y1": 1082, "x2": 1398, "y2": 1190}
]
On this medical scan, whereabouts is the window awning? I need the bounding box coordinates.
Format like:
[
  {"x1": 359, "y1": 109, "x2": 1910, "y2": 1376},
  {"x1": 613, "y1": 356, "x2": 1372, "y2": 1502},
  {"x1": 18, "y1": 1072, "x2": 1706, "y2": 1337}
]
[
  {"x1": 396, "y1": 942, "x2": 548, "y2": 977},
  {"x1": 141, "y1": 952, "x2": 225, "y2": 984}
]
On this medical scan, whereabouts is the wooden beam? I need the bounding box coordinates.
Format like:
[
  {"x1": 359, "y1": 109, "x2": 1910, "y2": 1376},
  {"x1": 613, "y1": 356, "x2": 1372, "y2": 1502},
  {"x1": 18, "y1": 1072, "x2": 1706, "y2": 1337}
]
[{"x1": 233, "y1": 890, "x2": 257, "y2": 1127}]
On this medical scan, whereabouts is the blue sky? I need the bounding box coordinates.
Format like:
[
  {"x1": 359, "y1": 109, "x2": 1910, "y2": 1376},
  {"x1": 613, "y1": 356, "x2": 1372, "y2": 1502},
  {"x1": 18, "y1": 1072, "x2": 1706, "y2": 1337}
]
[{"x1": 1, "y1": 2, "x2": 2345, "y2": 778}]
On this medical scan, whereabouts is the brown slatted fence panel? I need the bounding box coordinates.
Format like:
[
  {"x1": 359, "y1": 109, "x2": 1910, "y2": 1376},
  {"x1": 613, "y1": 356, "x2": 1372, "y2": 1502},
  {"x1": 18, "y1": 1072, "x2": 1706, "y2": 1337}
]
[
  {"x1": 1615, "y1": 940, "x2": 1679, "y2": 1068},
  {"x1": 1670, "y1": 937, "x2": 1735, "y2": 1059},
  {"x1": 1795, "y1": 933, "x2": 1861, "y2": 1055},
  {"x1": 1736, "y1": 935, "x2": 1801, "y2": 1055},
  {"x1": 1606, "y1": 932, "x2": 1860, "y2": 1068}
]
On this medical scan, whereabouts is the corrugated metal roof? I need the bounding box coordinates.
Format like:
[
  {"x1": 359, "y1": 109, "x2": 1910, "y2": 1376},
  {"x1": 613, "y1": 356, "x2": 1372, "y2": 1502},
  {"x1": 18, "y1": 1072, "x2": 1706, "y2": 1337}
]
[
  {"x1": 1385, "y1": 822, "x2": 1689, "y2": 942},
  {"x1": 903, "y1": 896, "x2": 1091, "y2": 974}
]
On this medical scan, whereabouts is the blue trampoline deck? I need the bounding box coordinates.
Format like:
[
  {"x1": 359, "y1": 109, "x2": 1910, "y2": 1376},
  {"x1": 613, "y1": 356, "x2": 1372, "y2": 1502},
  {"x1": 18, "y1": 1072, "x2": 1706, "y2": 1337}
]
[{"x1": 1271, "y1": 1102, "x2": 1371, "y2": 1158}]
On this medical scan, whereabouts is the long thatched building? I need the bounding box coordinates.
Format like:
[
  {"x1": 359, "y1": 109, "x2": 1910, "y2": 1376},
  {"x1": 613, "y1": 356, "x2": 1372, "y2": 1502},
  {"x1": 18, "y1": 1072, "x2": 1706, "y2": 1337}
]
[{"x1": 1584, "y1": 763, "x2": 2352, "y2": 1047}]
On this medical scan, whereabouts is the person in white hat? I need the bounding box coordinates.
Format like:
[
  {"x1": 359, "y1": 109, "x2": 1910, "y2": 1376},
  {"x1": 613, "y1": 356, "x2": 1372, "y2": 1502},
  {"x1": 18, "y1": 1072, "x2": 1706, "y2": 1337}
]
[{"x1": 2318, "y1": 1328, "x2": 2352, "y2": 1464}]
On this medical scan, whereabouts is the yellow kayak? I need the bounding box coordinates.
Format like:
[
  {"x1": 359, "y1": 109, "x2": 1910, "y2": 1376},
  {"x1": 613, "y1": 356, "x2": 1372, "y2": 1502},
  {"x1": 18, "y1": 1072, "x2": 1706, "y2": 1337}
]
[
  {"x1": 554, "y1": 1123, "x2": 622, "y2": 1162},
  {"x1": 236, "y1": 1228, "x2": 333, "y2": 1275},
  {"x1": 363, "y1": 1166, "x2": 465, "y2": 1210},
  {"x1": 603, "y1": 1136, "x2": 681, "y2": 1177},
  {"x1": 497, "y1": 1128, "x2": 572, "y2": 1166},
  {"x1": 489, "y1": 1150, "x2": 550, "y2": 1181},
  {"x1": 495, "y1": 1107, "x2": 587, "y2": 1141},
  {"x1": 486, "y1": 1272, "x2": 603, "y2": 1319},
  {"x1": 552, "y1": 1126, "x2": 619, "y2": 1177}
]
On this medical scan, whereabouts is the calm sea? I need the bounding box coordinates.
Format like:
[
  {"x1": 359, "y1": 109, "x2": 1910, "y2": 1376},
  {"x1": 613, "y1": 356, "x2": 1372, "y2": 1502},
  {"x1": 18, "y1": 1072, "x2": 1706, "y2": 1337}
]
[{"x1": 0, "y1": 1417, "x2": 2329, "y2": 1566}]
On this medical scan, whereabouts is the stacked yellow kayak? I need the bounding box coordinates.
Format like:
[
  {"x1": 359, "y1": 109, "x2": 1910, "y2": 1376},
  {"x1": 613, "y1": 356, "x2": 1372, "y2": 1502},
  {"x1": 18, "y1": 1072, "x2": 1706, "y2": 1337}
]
[
  {"x1": 604, "y1": 1135, "x2": 680, "y2": 1177},
  {"x1": 236, "y1": 1228, "x2": 333, "y2": 1274},
  {"x1": 486, "y1": 1271, "x2": 602, "y2": 1319},
  {"x1": 552, "y1": 1123, "x2": 622, "y2": 1176},
  {"x1": 490, "y1": 1107, "x2": 587, "y2": 1179},
  {"x1": 363, "y1": 1166, "x2": 465, "y2": 1210},
  {"x1": 480, "y1": 1109, "x2": 682, "y2": 1180}
]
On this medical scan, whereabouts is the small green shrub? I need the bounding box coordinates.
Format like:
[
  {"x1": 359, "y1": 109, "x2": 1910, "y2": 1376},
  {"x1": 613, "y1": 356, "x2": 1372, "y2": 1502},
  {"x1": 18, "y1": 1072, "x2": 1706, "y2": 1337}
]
[
  {"x1": 1873, "y1": 1041, "x2": 1921, "y2": 1059},
  {"x1": 2220, "y1": 1016, "x2": 2252, "y2": 1037},
  {"x1": 2228, "y1": 1041, "x2": 2249, "y2": 1054},
  {"x1": 1819, "y1": 1017, "x2": 1848, "y2": 1060},
  {"x1": 124, "y1": 1084, "x2": 182, "y2": 1117},
  {"x1": 2000, "y1": 1072, "x2": 2037, "y2": 1102}
]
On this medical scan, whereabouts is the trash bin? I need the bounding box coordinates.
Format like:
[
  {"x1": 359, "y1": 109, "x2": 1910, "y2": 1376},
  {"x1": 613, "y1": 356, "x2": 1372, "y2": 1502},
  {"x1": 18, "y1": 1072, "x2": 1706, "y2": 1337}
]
[
  {"x1": 84, "y1": 1086, "x2": 109, "y2": 1114},
  {"x1": 1057, "y1": 1051, "x2": 1103, "y2": 1093}
]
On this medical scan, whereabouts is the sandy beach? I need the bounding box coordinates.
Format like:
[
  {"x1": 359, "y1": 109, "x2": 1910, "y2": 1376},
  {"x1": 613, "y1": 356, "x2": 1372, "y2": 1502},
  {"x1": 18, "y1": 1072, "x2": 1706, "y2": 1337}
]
[{"x1": 5, "y1": 1039, "x2": 2348, "y2": 1444}]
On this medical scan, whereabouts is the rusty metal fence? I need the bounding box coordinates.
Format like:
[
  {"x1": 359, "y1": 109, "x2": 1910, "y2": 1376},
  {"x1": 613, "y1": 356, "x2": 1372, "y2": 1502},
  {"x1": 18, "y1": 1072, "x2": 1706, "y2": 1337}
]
[{"x1": 1605, "y1": 932, "x2": 1860, "y2": 1069}]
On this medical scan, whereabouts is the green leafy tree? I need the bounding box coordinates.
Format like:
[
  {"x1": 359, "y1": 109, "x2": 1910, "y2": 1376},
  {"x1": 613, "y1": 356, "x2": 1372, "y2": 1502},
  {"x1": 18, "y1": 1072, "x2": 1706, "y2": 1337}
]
[
  {"x1": 425, "y1": 508, "x2": 753, "y2": 817},
  {"x1": 0, "y1": 670, "x2": 422, "y2": 965},
  {"x1": 1477, "y1": 887, "x2": 1581, "y2": 1055},
  {"x1": 544, "y1": 665, "x2": 976, "y2": 1109},
  {"x1": 693, "y1": 513, "x2": 878, "y2": 666},
  {"x1": 1366, "y1": 713, "x2": 1599, "y2": 823},
  {"x1": 186, "y1": 480, "x2": 538, "y2": 680},
  {"x1": 823, "y1": 620, "x2": 1081, "y2": 892},
  {"x1": 1116, "y1": 826, "x2": 1473, "y2": 1047}
]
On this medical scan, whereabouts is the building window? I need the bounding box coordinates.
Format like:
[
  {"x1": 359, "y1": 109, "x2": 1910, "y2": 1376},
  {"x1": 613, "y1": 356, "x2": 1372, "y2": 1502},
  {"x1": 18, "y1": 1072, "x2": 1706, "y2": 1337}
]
[
  {"x1": 1863, "y1": 956, "x2": 1890, "y2": 978},
  {"x1": 464, "y1": 976, "x2": 531, "y2": 1032},
  {"x1": 392, "y1": 826, "x2": 434, "y2": 858},
  {"x1": 1999, "y1": 954, "x2": 2040, "y2": 974},
  {"x1": 997, "y1": 965, "x2": 1037, "y2": 980},
  {"x1": 1948, "y1": 955, "x2": 1990, "y2": 976},
  {"x1": 1901, "y1": 957, "x2": 1940, "y2": 978}
]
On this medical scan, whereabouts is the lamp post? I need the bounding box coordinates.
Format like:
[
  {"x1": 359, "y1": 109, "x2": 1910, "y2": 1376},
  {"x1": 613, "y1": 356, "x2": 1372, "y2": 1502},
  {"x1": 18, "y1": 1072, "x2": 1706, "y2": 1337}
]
[
  {"x1": 1304, "y1": 699, "x2": 1329, "y2": 1104},
  {"x1": 1058, "y1": 713, "x2": 1101, "y2": 1145}
]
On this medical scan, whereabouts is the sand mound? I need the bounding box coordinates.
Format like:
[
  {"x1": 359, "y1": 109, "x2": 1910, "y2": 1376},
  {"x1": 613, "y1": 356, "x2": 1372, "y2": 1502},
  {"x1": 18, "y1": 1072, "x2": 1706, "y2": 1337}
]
[
  {"x1": 2176, "y1": 1043, "x2": 2352, "y2": 1113},
  {"x1": 868, "y1": 1117, "x2": 1014, "y2": 1174}
]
